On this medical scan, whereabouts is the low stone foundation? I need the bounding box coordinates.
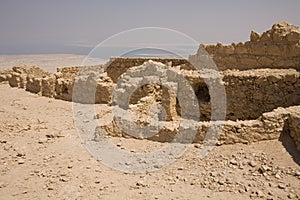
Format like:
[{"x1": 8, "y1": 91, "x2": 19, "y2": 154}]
[{"x1": 95, "y1": 105, "x2": 300, "y2": 147}]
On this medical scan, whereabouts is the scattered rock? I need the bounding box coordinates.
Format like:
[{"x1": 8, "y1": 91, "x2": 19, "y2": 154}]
[
  {"x1": 278, "y1": 183, "x2": 286, "y2": 189},
  {"x1": 18, "y1": 159, "x2": 25, "y2": 164},
  {"x1": 136, "y1": 180, "x2": 146, "y2": 187},
  {"x1": 248, "y1": 160, "x2": 257, "y2": 167},
  {"x1": 229, "y1": 159, "x2": 238, "y2": 165},
  {"x1": 256, "y1": 190, "x2": 264, "y2": 198}
]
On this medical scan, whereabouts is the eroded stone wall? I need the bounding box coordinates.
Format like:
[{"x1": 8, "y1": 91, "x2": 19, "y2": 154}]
[
  {"x1": 1, "y1": 59, "x2": 299, "y2": 121},
  {"x1": 96, "y1": 105, "x2": 300, "y2": 146},
  {"x1": 105, "y1": 57, "x2": 190, "y2": 82},
  {"x1": 288, "y1": 109, "x2": 300, "y2": 151},
  {"x1": 223, "y1": 68, "x2": 300, "y2": 120},
  {"x1": 1, "y1": 21, "x2": 299, "y2": 147},
  {"x1": 190, "y1": 22, "x2": 300, "y2": 70}
]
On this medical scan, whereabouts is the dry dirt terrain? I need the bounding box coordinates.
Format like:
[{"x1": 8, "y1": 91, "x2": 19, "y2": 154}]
[{"x1": 0, "y1": 82, "x2": 299, "y2": 200}]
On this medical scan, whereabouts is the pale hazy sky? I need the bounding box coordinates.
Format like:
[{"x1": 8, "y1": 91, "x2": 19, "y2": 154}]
[{"x1": 0, "y1": 0, "x2": 299, "y2": 54}]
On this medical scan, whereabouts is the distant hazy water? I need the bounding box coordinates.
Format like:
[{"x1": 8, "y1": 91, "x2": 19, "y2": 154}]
[
  {"x1": 0, "y1": 45, "x2": 196, "y2": 73},
  {"x1": 0, "y1": 54, "x2": 86, "y2": 72}
]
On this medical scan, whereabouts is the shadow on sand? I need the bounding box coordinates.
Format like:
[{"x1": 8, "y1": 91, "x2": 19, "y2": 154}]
[{"x1": 279, "y1": 122, "x2": 300, "y2": 165}]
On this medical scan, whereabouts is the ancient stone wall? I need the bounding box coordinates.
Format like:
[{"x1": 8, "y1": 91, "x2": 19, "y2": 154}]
[
  {"x1": 1, "y1": 21, "x2": 299, "y2": 148},
  {"x1": 2, "y1": 59, "x2": 299, "y2": 121},
  {"x1": 0, "y1": 69, "x2": 13, "y2": 82},
  {"x1": 105, "y1": 57, "x2": 190, "y2": 82},
  {"x1": 223, "y1": 68, "x2": 300, "y2": 120},
  {"x1": 190, "y1": 22, "x2": 300, "y2": 70},
  {"x1": 97, "y1": 105, "x2": 300, "y2": 146},
  {"x1": 288, "y1": 108, "x2": 300, "y2": 151}
]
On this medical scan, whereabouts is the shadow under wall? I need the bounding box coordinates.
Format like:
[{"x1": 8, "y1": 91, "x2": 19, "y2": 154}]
[{"x1": 279, "y1": 121, "x2": 300, "y2": 165}]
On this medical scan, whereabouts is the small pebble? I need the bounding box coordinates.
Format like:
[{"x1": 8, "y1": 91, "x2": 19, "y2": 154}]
[
  {"x1": 278, "y1": 183, "x2": 285, "y2": 189},
  {"x1": 18, "y1": 159, "x2": 25, "y2": 164}
]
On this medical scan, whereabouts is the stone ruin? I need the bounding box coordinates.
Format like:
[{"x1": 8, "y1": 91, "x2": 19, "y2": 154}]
[{"x1": 0, "y1": 22, "x2": 299, "y2": 150}]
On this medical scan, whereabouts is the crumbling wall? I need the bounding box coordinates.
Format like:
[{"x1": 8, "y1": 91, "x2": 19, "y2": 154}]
[
  {"x1": 54, "y1": 66, "x2": 79, "y2": 101},
  {"x1": 3, "y1": 59, "x2": 299, "y2": 121},
  {"x1": 288, "y1": 107, "x2": 300, "y2": 151},
  {"x1": 1, "y1": 22, "x2": 299, "y2": 147},
  {"x1": 0, "y1": 69, "x2": 13, "y2": 83},
  {"x1": 7, "y1": 65, "x2": 52, "y2": 93},
  {"x1": 97, "y1": 105, "x2": 300, "y2": 145},
  {"x1": 223, "y1": 68, "x2": 300, "y2": 120},
  {"x1": 72, "y1": 71, "x2": 114, "y2": 104},
  {"x1": 110, "y1": 61, "x2": 299, "y2": 121},
  {"x1": 105, "y1": 57, "x2": 190, "y2": 82},
  {"x1": 190, "y1": 22, "x2": 300, "y2": 70}
]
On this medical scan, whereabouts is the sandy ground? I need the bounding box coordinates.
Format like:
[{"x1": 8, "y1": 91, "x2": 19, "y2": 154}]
[{"x1": 0, "y1": 83, "x2": 299, "y2": 200}]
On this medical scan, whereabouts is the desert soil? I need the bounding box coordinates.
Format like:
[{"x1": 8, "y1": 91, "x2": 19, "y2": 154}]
[{"x1": 0, "y1": 83, "x2": 299, "y2": 200}]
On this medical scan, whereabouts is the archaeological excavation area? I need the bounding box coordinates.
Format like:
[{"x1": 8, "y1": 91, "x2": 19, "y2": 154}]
[
  {"x1": 1, "y1": 22, "x2": 299, "y2": 149},
  {"x1": 0, "y1": 22, "x2": 300, "y2": 200}
]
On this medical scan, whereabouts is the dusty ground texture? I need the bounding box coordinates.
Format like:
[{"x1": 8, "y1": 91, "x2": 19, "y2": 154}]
[{"x1": 0, "y1": 83, "x2": 300, "y2": 200}]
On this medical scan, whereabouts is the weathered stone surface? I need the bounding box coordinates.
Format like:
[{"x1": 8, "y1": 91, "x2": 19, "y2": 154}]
[
  {"x1": 96, "y1": 105, "x2": 300, "y2": 145},
  {"x1": 0, "y1": 69, "x2": 13, "y2": 83},
  {"x1": 55, "y1": 78, "x2": 74, "y2": 101},
  {"x1": 190, "y1": 22, "x2": 300, "y2": 70},
  {"x1": 288, "y1": 107, "x2": 300, "y2": 151},
  {"x1": 8, "y1": 72, "x2": 21, "y2": 87},
  {"x1": 250, "y1": 31, "x2": 260, "y2": 42},
  {"x1": 41, "y1": 75, "x2": 56, "y2": 97},
  {"x1": 26, "y1": 76, "x2": 42, "y2": 94},
  {"x1": 105, "y1": 57, "x2": 190, "y2": 83},
  {"x1": 1, "y1": 22, "x2": 300, "y2": 148},
  {"x1": 223, "y1": 68, "x2": 300, "y2": 120}
]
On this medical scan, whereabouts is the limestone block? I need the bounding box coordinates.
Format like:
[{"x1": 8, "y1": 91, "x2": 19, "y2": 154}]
[
  {"x1": 250, "y1": 31, "x2": 260, "y2": 42},
  {"x1": 217, "y1": 45, "x2": 235, "y2": 55},
  {"x1": 18, "y1": 74, "x2": 27, "y2": 88},
  {"x1": 257, "y1": 56, "x2": 274, "y2": 66},
  {"x1": 0, "y1": 70, "x2": 13, "y2": 83},
  {"x1": 0, "y1": 75, "x2": 6, "y2": 82},
  {"x1": 95, "y1": 81, "x2": 115, "y2": 104},
  {"x1": 281, "y1": 45, "x2": 291, "y2": 58},
  {"x1": 239, "y1": 56, "x2": 258, "y2": 67},
  {"x1": 42, "y1": 75, "x2": 56, "y2": 97},
  {"x1": 290, "y1": 43, "x2": 300, "y2": 56},
  {"x1": 286, "y1": 31, "x2": 300, "y2": 42},
  {"x1": 267, "y1": 45, "x2": 281, "y2": 56},
  {"x1": 161, "y1": 87, "x2": 177, "y2": 121},
  {"x1": 250, "y1": 44, "x2": 266, "y2": 55},
  {"x1": 272, "y1": 31, "x2": 285, "y2": 42},
  {"x1": 235, "y1": 45, "x2": 248, "y2": 54},
  {"x1": 205, "y1": 44, "x2": 217, "y2": 54},
  {"x1": 260, "y1": 32, "x2": 272, "y2": 42},
  {"x1": 55, "y1": 78, "x2": 74, "y2": 101},
  {"x1": 8, "y1": 72, "x2": 21, "y2": 87},
  {"x1": 26, "y1": 77, "x2": 42, "y2": 94},
  {"x1": 288, "y1": 110, "x2": 300, "y2": 151}
]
